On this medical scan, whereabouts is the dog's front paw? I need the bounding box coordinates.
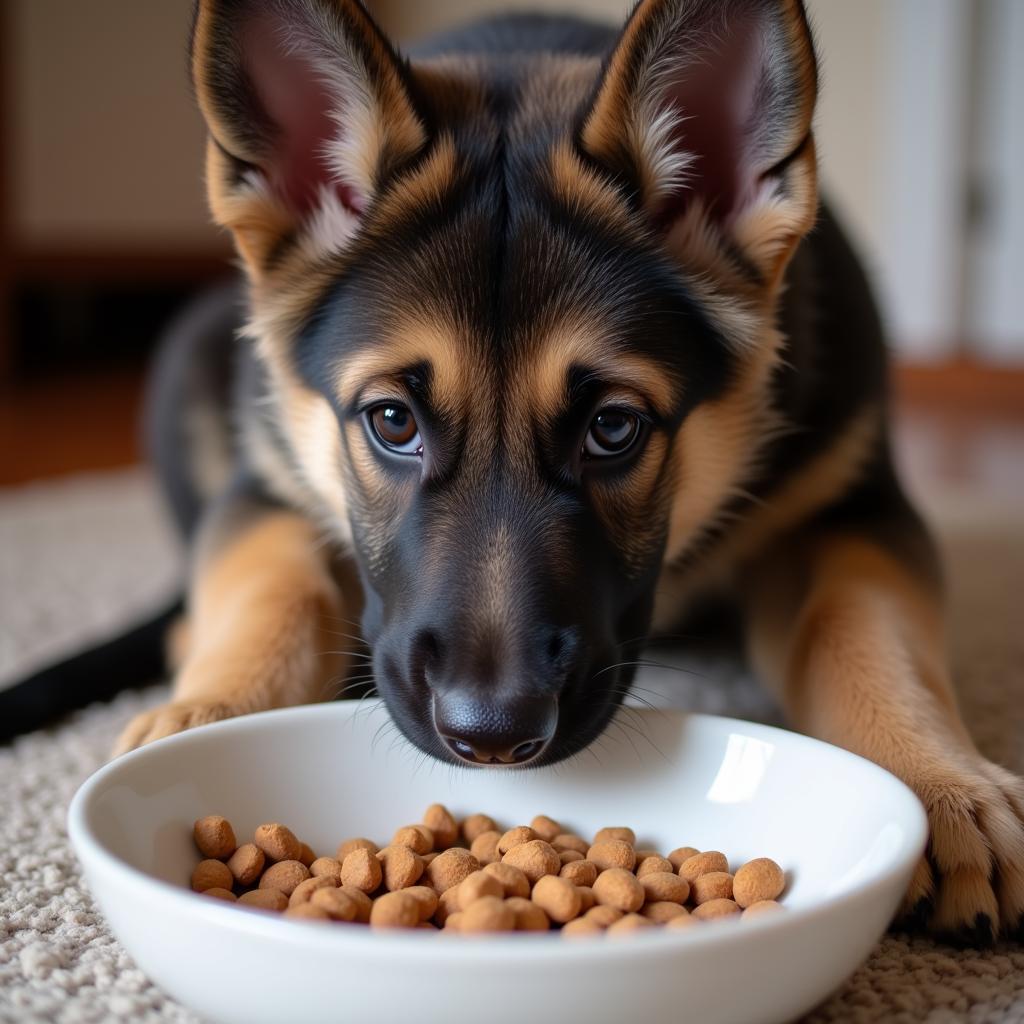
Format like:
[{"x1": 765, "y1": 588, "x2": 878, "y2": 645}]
[
  {"x1": 112, "y1": 701, "x2": 243, "y2": 757},
  {"x1": 897, "y1": 754, "x2": 1024, "y2": 944}
]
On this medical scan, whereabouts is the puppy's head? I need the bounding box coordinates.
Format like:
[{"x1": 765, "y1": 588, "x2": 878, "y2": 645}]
[{"x1": 191, "y1": 0, "x2": 818, "y2": 766}]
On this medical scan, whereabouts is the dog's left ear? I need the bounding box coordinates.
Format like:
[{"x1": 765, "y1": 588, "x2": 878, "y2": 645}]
[{"x1": 581, "y1": 0, "x2": 818, "y2": 290}]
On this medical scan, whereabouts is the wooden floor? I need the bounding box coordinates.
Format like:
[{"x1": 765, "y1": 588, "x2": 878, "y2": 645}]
[{"x1": 0, "y1": 362, "x2": 1022, "y2": 497}]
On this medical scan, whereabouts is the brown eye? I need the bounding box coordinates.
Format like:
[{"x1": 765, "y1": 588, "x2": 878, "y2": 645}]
[
  {"x1": 584, "y1": 408, "x2": 641, "y2": 458},
  {"x1": 369, "y1": 404, "x2": 421, "y2": 454}
]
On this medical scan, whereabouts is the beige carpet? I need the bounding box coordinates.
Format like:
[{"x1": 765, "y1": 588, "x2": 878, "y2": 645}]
[{"x1": 1, "y1": 467, "x2": 1022, "y2": 1023}]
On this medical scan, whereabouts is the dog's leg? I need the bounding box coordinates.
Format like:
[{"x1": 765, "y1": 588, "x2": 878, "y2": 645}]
[
  {"x1": 744, "y1": 524, "x2": 1024, "y2": 942},
  {"x1": 113, "y1": 487, "x2": 353, "y2": 755}
]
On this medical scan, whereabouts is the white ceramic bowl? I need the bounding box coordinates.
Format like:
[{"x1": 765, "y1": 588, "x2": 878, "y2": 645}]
[{"x1": 68, "y1": 703, "x2": 926, "y2": 1024}]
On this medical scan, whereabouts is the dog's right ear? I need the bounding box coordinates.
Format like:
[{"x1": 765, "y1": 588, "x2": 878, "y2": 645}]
[{"x1": 191, "y1": 0, "x2": 427, "y2": 277}]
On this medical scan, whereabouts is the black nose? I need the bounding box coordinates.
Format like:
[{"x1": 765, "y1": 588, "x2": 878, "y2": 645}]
[{"x1": 432, "y1": 692, "x2": 557, "y2": 766}]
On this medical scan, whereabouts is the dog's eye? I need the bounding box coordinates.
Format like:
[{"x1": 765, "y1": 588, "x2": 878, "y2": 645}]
[
  {"x1": 368, "y1": 404, "x2": 421, "y2": 455},
  {"x1": 584, "y1": 408, "x2": 641, "y2": 458}
]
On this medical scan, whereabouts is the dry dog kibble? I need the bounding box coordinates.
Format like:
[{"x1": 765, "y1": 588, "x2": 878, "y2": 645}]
[
  {"x1": 342, "y1": 847, "x2": 383, "y2": 893},
  {"x1": 560, "y1": 859, "x2": 598, "y2": 887},
  {"x1": 427, "y1": 847, "x2": 480, "y2": 892},
  {"x1": 460, "y1": 896, "x2": 515, "y2": 933},
  {"x1": 227, "y1": 843, "x2": 265, "y2": 886},
  {"x1": 501, "y1": 840, "x2": 560, "y2": 883},
  {"x1": 193, "y1": 816, "x2": 236, "y2": 860},
  {"x1": 482, "y1": 862, "x2": 530, "y2": 899},
  {"x1": 337, "y1": 837, "x2": 378, "y2": 861},
  {"x1": 506, "y1": 896, "x2": 549, "y2": 931},
  {"x1": 202, "y1": 887, "x2": 237, "y2": 902},
  {"x1": 254, "y1": 823, "x2": 302, "y2": 863},
  {"x1": 309, "y1": 856, "x2": 344, "y2": 883},
  {"x1": 691, "y1": 872, "x2": 734, "y2": 906},
  {"x1": 377, "y1": 845, "x2": 424, "y2": 891},
  {"x1": 423, "y1": 804, "x2": 459, "y2": 850},
  {"x1": 371, "y1": 891, "x2": 421, "y2": 929},
  {"x1": 592, "y1": 868, "x2": 644, "y2": 913},
  {"x1": 733, "y1": 858, "x2": 785, "y2": 908},
  {"x1": 259, "y1": 860, "x2": 310, "y2": 896},
  {"x1": 497, "y1": 826, "x2": 536, "y2": 855},
  {"x1": 469, "y1": 830, "x2": 502, "y2": 865},
  {"x1": 457, "y1": 870, "x2": 504, "y2": 910},
  {"x1": 183, "y1": 812, "x2": 787, "y2": 939},
  {"x1": 594, "y1": 826, "x2": 636, "y2": 846},
  {"x1": 691, "y1": 898, "x2": 741, "y2": 921},
  {"x1": 587, "y1": 839, "x2": 636, "y2": 872},
  {"x1": 191, "y1": 859, "x2": 233, "y2": 893},
  {"x1": 461, "y1": 813, "x2": 497, "y2": 844},
  {"x1": 239, "y1": 888, "x2": 288, "y2": 911},
  {"x1": 639, "y1": 871, "x2": 690, "y2": 905},
  {"x1": 289, "y1": 875, "x2": 338, "y2": 907},
  {"x1": 532, "y1": 875, "x2": 582, "y2": 923}
]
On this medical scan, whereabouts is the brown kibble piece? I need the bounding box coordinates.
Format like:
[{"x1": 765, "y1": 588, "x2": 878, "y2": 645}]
[
  {"x1": 342, "y1": 847, "x2": 384, "y2": 893},
  {"x1": 370, "y1": 891, "x2": 420, "y2": 929},
  {"x1": 227, "y1": 844, "x2": 265, "y2": 887},
  {"x1": 560, "y1": 859, "x2": 598, "y2": 887},
  {"x1": 531, "y1": 875, "x2": 582, "y2": 924},
  {"x1": 289, "y1": 875, "x2": 338, "y2": 907},
  {"x1": 469, "y1": 831, "x2": 501, "y2": 865},
  {"x1": 562, "y1": 917, "x2": 602, "y2": 937},
  {"x1": 423, "y1": 804, "x2": 459, "y2": 850},
  {"x1": 285, "y1": 902, "x2": 330, "y2": 921},
  {"x1": 403, "y1": 886, "x2": 440, "y2": 923},
  {"x1": 594, "y1": 826, "x2": 636, "y2": 846},
  {"x1": 443, "y1": 911, "x2": 464, "y2": 931},
  {"x1": 666, "y1": 912, "x2": 700, "y2": 930},
  {"x1": 575, "y1": 886, "x2": 596, "y2": 913},
  {"x1": 392, "y1": 825, "x2": 433, "y2": 855},
  {"x1": 691, "y1": 871, "x2": 734, "y2": 905},
  {"x1": 678, "y1": 851, "x2": 729, "y2": 883},
  {"x1": 309, "y1": 856, "x2": 344, "y2": 883},
  {"x1": 502, "y1": 840, "x2": 561, "y2": 883},
  {"x1": 606, "y1": 912, "x2": 653, "y2": 935},
  {"x1": 558, "y1": 849, "x2": 584, "y2": 865},
  {"x1": 667, "y1": 846, "x2": 700, "y2": 870},
  {"x1": 461, "y1": 813, "x2": 498, "y2": 844},
  {"x1": 427, "y1": 847, "x2": 481, "y2": 892},
  {"x1": 587, "y1": 839, "x2": 636, "y2": 872},
  {"x1": 311, "y1": 886, "x2": 358, "y2": 922},
  {"x1": 733, "y1": 858, "x2": 785, "y2": 908},
  {"x1": 642, "y1": 901, "x2": 688, "y2": 923},
  {"x1": 530, "y1": 815, "x2": 562, "y2": 842},
  {"x1": 337, "y1": 837, "x2": 379, "y2": 861},
  {"x1": 434, "y1": 886, "x2": 462, "y2": 926},
  {"x1": 254, "y1": 823, "x2": 302, "y2": 863},
  {"x1": 692, "y1": 897, "x2": 741, "y2": 921},
  {"x1": 639, "y1": 871, "x2": 690, "y2": 905},
  {"x1": 298, "y1": 843, "x2": 316, "y2": 868},
  {"x1": 592, "y1": 868, "x2": 644, "y2": 913},
  {"x1": 457, "y1": 870, "x2": 504, "y2": 910},
  {"x1": 634, "y1": 849, "x2": 660, "y2": 862},
  {"x1": 636, "y1": 856, "x2": 674, "y2": 879},
  {"x1": 584, "y1": 905, "x2": 623, "y2": 928},
  {"x1": 338, "y1": 886, "x2": 373, "y2": 923},
  {"x1": 191, "y1": 859, "x2": 233, "y2": 893},
  {"x1": 742, "y1": 899, "x2": 784, "y2": 919},
  {"x1": 377, "y1": 845, "x2": 424, "y2": 891},
  {"x1": 551, "y1": 834, "x2": 589, "y2": 855},
  {"x1": 193, "y1": 816, "x2": 236, "y2": 860},
  {"x1": 259, "y1": 860, "x2": 310, "y2": 896},
  {"x1": 460, "y1": 896, "x2": 515, "y2": 933},
  {"x1": 483, "y1": 862, "x2": 530, "y2": 899},
  {"x1": 239, "y1": 889, "x2": 288, "y2": 911},
  {"x1": 497, "y1": 826, "x2": 536, "y2": 855},
  {"x1": 202, "y1": 887, "x2": 236, "y2": 902},
  {"x1": 506, "y1": 896, "x2": 549, "y2": 931}
]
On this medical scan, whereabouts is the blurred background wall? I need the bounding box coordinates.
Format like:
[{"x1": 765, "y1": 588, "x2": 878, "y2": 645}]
[{"x1": 0, "y1": 0, "x2": 1021, "y2": 479}]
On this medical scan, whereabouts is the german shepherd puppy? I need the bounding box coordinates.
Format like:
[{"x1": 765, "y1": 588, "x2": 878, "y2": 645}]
[{"x1": 107, "y1": 0, "x2": 1022, "y2": 942}]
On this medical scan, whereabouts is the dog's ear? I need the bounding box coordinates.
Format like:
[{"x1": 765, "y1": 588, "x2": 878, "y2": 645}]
[
  {"x1": 580, "y1": 0, "x2": 818, "y2": 290},
  {"x1": 191, "y1": 0, "x2": 427, "y2": 277}
]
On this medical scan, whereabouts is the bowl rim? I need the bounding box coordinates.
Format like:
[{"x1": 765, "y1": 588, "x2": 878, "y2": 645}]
[{"x1": 67, "y1": 704, "x2": 928, "y2": 963}]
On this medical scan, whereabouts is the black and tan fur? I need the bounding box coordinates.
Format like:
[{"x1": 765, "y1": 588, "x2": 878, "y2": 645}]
[{"x1": 52, "y1": 0, "x2": 1024, "y2": 942}]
